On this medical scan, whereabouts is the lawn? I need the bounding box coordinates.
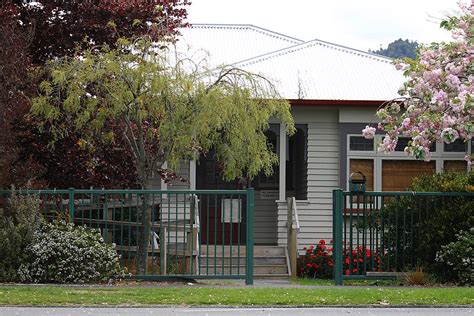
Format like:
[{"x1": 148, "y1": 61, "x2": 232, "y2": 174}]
[
  {"x1": 0, "y1": 285, "x2": 472, "y2": 306},
  {"x1": 292, "y1": 278, "x2": 403, "y2": 286}
]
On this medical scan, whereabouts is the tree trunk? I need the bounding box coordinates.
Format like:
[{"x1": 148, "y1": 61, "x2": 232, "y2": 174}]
[{"x1": 136, "y1": 175, "x2": 153, "y2": 276}]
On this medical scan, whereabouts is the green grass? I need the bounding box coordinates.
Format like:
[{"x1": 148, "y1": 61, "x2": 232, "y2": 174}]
[
  {"x1": 293, "y1": 278, "x2": 403, "y2": 286},
  {"x1": 0, "y1": 286, "x2": 472, "y2": 306}
]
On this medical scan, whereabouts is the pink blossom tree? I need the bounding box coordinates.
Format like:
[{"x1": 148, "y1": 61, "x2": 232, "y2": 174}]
[{"x1": 363, "y1": 1, "x2": 473, "y2": 165}]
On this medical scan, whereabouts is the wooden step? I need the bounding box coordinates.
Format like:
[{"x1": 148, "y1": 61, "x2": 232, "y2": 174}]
[
  {"x1": 254, "y1": 246, "x2": 286, "y2": 257},
  {"x1": 199, "y1": 245, "x2": 289, "y2": 277},
  {"x1": 254, "y1": 274, "x2": 290, "y2": 279},
  {"x1": 200, "y1": 245, "x2": 286, "y2": 257},
  {"x1": 198, "y1": 256, "x2": 286, "y2": 265},
  {"x1": 199, "y1": 264, "x2": 287, "y2": 275},
  {"x1": 254, "y1": 257, "x2": 287, "y2": 265}
]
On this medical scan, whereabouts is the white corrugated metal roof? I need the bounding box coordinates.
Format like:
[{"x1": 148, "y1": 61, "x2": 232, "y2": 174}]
[
  {"x1": 235, "y1": 39, "x2": 405, "y2": 101},
  {"x1": 176, "y1": 24, "x2": 304, "y2": 68},
  {"x1": 177, "y1": 24, "x2": 405, "y2": 101}
]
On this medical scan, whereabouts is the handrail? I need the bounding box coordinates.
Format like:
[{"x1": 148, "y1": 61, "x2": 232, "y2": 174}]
[
  {"x1": 192, "y1": 194, "x2": 200, "y2": 275},
  {"x1": 287, "y1": 197, "x2": 300, "y2": 277},
  {"x1": 292, "y1": 197, "x2": 300, "y2": 233},
  {"x1": 193, "y1": 194, "x2": 200, "y2": 229}
]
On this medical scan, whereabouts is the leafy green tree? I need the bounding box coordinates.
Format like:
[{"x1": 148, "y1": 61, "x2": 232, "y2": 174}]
[
  {"x1": 31, "y1": 38, "x2": 295, "y2": 271},
  {"x1": 32, "y1": 38, "x2": 294, "y2": 188},
  {"x1": 370, "y1": 39, "x2": 419, "y2": 60}
]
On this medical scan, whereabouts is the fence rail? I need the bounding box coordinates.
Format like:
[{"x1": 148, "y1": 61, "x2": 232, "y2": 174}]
[
  {"x1": 0, "y1": 188, "x2": 254, "y2": 284},
  {"x1": 332, "y1": 189, "x2": 474, "y2": 285}
]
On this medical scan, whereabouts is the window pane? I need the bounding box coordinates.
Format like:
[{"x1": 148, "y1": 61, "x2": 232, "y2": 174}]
[
  {"x1": 349, "y1": 136, "x2": 373, "y2": 151},
  {"x1": 349, "y1": 159, "x2": 374, "y2": 191},
  {"x1": 444, "y1": 139, "x2": 467, "y2": 152},
  {"x1": 396, "y1": 137, "x2": 436, "y2": 152},
  {"x1": 444, "y1": 160, "x2": 467, "y2": 173},
  {"x1": 382, "y1": 160, "x2": 435, "y2": 191},
  {"x1": 395, "y1": 138, "x2": 409, "y2": 152}
]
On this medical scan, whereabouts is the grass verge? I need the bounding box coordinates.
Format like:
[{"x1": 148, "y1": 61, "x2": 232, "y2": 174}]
[
  {"x1": 0, "y1": 286, "x2": 472, "y2": 306},
  {"x1": 292, "y1": 278, "x2": 402, "y2": 286}
]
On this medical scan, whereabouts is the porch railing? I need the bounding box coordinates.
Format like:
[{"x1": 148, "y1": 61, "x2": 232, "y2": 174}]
[
  {"x1": 0, "y1": 188, "x2": 255, "y2": 285},
  {"x1": 332, "y1": 189, "x2": 474, "y2": 285},
  {"x1": 287, "y1": 196, "x2": 300, "y2": 277}
]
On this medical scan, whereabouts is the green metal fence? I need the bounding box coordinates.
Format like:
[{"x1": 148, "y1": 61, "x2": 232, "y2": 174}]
[
  {"x1": 0, "y1": 189, "x2": 255, "y2": 285},
  {"x1": 332, "y1": 189, "x2": 474, "y2": 285}
]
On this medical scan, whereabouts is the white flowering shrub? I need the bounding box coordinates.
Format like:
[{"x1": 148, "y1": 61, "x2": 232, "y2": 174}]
[
  {"x1": 436, "y1": 229, "x2": 474, "y2": 286},
  {"x1": 18, "y1": 221, "x2": 123, "y2": 283}
]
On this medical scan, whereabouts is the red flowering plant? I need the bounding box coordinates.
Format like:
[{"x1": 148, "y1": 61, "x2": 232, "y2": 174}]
[
  {"x1": 342, "y1": 244, "x2": 381, "y2": 276},
  {"x1": 299, "y1": 239, "x2": 334, "y2": 279}
]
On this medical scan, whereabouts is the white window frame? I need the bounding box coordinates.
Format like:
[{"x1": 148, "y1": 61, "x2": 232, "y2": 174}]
[{"x1": 346, "y1": 134, "x2": 471, "y2": 191}]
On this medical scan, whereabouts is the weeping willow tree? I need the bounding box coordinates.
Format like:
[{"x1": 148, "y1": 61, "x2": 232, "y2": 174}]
[
  {"x1": 31, "y1": 37, "x2": 294, "y2": 273},
  {"x1": 32, "y1": 38, "x2": 294, "y2": 187}
]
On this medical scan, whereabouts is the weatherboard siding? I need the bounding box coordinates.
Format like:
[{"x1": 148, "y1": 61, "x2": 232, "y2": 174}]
[
  {"x1": 254, "y1": 190, "x2": 279, "y2": 245},
  {"x1": 278, "y1": 109, "x2": 340, "y2": 251}
]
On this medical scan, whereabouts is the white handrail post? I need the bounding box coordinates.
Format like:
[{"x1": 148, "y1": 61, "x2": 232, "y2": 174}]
[
  {"x1": 287, "y1": 197, "x2": 300, "y2": 277},
  {"x1": 279, "y1": 122, "x2": 286, "y2": 201}
]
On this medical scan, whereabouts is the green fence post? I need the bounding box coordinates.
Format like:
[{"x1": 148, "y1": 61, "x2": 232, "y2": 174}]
[
  {"x1": 68, "y1": 188, "x2": 75, "y2": 223},
  {"x1": 246, "y1": 188, "x2": 254, "y2": 285},
  {"x1": 333, "y1": 189, "x2": 343, "y2": 286}
]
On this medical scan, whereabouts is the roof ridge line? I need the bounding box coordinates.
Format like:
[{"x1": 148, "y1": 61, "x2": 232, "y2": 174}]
[
  {"x1": 235, "y1": 37, "x2": 394, "y2": 67},
  {"x1": 188, "y1": 23, "x2": 304, "y2": 44}
]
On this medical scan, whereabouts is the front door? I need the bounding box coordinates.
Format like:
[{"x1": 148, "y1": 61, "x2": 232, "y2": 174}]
[{"x1": 197, "y1": 151, "x2": 246, "y2": 245}]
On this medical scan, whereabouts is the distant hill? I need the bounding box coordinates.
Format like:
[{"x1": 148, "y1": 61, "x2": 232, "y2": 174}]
[{"x1": 370, "y1": 39, "x2": 419, "y2": 60}]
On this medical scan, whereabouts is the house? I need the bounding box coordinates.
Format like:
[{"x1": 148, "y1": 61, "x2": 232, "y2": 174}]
[{"x1": 163, "y1": 24, "x2": 472, "y2": 253}]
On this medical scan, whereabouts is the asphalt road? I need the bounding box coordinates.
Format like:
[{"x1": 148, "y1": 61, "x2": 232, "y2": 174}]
[{"x1": 0, "y1": 307, "x2": 472, "y2": 316}]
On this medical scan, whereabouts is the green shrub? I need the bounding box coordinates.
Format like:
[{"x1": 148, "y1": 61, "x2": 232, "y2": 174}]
[
  {"x1": 370, "y1": 172, "x2": 474, "y2": 280},
  {"x1": 18, "y1": 221, "x2": 124, "y2": 283},
  {"x1": 409, "y1": 172, "x2": 474, "y2": 193},
  {"x1": 436, "y1": 229, "x2": 474, "y2": 285},
  {"x1": 0, "y1": 220, "x2": 32, "y2": 282},
  {"x1": 410, "y1": 172, "x2": 473, "y2": 279},
  {"x1": 0, "y1": 191, "x2": 42, "y2": 282}
]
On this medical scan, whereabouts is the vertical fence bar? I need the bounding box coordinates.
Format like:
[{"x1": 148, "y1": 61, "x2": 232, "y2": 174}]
[
  {"x1": 349, "y1": 193, "x2": 353, "y2": 275},
  {"x1": 206, "y1": 193, "x2": 210, "y2": 276},
  {"x1": 151, "y1": 192, "x2": 156, "y2": 275},
  {"x1": 333, "y1": 189, "x2": 343, "y2": 286},
  {"x1": 230, "y1": 194, "x2": 233, "y2": 275},
  {"x1": 214, "y1": 194, "x2": 217, "y2": 275},
  {"x1": 183, "y1": 193, "x2": 187, "y2": 274},
  {"x1": 190, "y1": 194, "x2": 194, "y2": 275},
  {"x1": 245, "y1": 188, "x2": 254, "y2": 285},
  {"x1": 237, "y1": 193, "x2": 241, "y2": 276},
  {"x1": 68, "y1": 188, "x2": 75, "y2": 223},
  {"x1": 175, "y1": 193, "x2": 179, "y2": 274},
  {"x1": 362, "y1": 194, "x2": 367, "y2": 274},
  {"x1": 221, "y1": 194, "x2": 225, "y2": 276},
  {"x1": 380, "y1": 195, "x2": 386, "y2": 271}
]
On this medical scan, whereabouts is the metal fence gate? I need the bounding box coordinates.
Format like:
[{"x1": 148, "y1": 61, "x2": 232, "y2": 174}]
[
  {"x1": 332, "y1": 189, "x2": 474, "y2": 285},
  {"x1": 0, "y1": 189, "x2": 255, "y2": 285}
]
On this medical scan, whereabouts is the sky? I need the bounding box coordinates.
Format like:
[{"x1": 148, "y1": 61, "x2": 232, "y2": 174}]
[{"x1": 186, "y1": 0, "x2": 461, "y2": 52}]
